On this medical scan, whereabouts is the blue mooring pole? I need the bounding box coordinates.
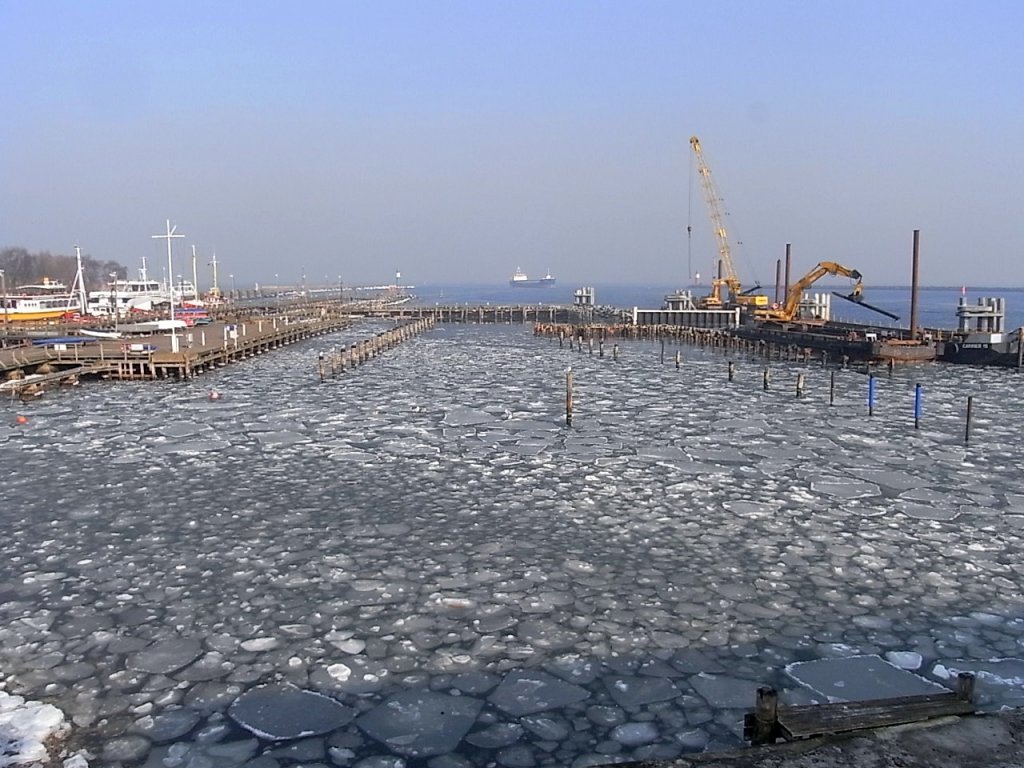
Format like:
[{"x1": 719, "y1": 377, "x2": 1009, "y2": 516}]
[
  {"x1": 868, "y1": 375, "x2": 876, "y2": 416},
  {"x1": 914, "y1": 383, "x2": 922, "y2": 429}
]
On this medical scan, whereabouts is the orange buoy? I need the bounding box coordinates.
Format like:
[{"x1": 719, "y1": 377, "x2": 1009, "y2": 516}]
[{"x1": 15, "y1": 415, "x2": 29, "y2": 425}]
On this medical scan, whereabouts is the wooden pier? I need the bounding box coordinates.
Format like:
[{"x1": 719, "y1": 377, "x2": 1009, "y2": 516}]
[
  {"x1": 1, "y1": 315, "x2": 351, "y2": 389},
  {"x1": 745, "y1": 673, "x2": 976, "y2": 745}
]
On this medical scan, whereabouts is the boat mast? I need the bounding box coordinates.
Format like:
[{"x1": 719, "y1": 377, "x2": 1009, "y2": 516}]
[
  {"x1": 209, "y1": 251, "x2": 221, "y2": 298},
  {"x1": 152, "y1": 219, "x2": 184, "y2": 351},
  {"x1": 70, "y1": 244, "x2": 88, "y2": 315},
  {"x1": 191, "y1": 244, "x2": 199, "y2": 304}
]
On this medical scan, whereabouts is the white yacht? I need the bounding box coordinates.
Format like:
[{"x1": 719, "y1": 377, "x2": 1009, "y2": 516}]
[{"x1": 87, "y1": 259, "x2": 197, "y2": 317}]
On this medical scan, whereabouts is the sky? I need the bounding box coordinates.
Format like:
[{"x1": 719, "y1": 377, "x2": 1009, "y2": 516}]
[{"x1": 1, "y1": 0, "x2": 1022, "y2": 290}]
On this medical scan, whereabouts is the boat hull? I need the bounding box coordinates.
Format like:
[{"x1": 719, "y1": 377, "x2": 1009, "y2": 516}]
[
  {"x1": 510, "y1": 278, "x2": 556, "y2": 287},
  {"x1": 0, "y1": 308, "x2": 70, "y2": 322}
]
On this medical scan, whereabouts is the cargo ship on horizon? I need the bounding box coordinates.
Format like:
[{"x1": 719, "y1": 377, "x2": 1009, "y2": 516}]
[{"x1": 509, "y1": 267, "x2": 556, "y2": 287}]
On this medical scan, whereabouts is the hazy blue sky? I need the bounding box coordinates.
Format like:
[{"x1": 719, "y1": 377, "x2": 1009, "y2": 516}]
[{"x1": 1, "y1": 1, "x2": 1021, "y2": 289}]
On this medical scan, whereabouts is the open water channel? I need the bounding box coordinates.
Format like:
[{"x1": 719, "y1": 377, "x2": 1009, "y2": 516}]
[{"x1": 1, "y1": 321, "x2": 1023, "y2": 767}]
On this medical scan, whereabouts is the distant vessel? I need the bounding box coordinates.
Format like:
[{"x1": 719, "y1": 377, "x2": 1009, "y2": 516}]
[
  {"x1": 509, "y1": 267, "x2": 556, "y2": 287},
  {"x1": 0, "y1": 278, "x2": 82, "y2": 322},
  {"x1": 86, "y1": 258, "x2": 197, "y2": 317}
]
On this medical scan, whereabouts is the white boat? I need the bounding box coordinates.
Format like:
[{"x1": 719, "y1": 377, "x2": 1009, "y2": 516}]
[
  {"x1": 87, "y1": 258, "x2": 197, "y2": 317},
  {"x1": 0, "y1": 278, "x2": 82, "y2": 322},
  {"x1": 79, "y1": 328, "x2": 124, "y2": 340},
  {"x1": 117, "y1": 319, "x2": 188, "y2": 335}
]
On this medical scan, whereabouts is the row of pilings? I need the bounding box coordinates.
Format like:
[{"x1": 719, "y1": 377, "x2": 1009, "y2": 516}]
[
  {"x1": 317, "y1": 317, "x2": 435, "y2": 381},
  {"x1": 534, "y1": 323, "x2": 827, "y2": 364}
]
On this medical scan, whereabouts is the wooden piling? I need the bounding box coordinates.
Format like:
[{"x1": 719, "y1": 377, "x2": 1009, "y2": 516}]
[
  {"x1": 752, "y1": 687, "x2": 778, "y2": 745},
  {"x1": 796, "y1": 372, "x2": 805, "y2": 397},
  {"x1": 955, "y1": 672, "x2": 975, "y2": 702},
  {"x1": 613, "y1": 344, "x2": 619, "y2": 361},
  {"x1": 763, "y1": 367, "x2": 771, "y2": 390},
  {"x1": 565, "y1": 369, "x2": 574, "y2": 427},
  {"x1": 965, "y1": 395, "x2": 974, "y2": 445},
  {"x1": 830, "y1": 371, "x2": 836, "y2": 406},
  {"x1": 675, "y1": 350, "x2": 680, "y2": 369},
  {"x1": 728, "y1": 361, "x2": 735, "y2": 382}
]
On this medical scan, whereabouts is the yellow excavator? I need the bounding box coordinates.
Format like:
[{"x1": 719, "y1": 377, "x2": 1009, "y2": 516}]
[
  {"x1": 757, "y1": 261, "x2": 863, "y2": 323},
  {"x1": 689, "y1": 136, "x2": 769, "y2": 308}
]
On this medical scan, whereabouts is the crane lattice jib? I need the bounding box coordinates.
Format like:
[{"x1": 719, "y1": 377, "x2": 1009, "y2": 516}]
[{"x1": 689, "y1": 136, "x2": 741, "y2": 295}]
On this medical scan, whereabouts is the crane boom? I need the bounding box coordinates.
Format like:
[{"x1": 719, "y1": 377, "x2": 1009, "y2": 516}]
[{"x1": 689, "y1": 136, "x2": 766, "y2": 307}]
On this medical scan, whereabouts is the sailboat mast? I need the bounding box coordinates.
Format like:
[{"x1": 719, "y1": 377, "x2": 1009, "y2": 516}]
[
  {"x1": 191, "y1": 244, "x2": 199, "y2": 304},
  {"x1": 71, "y1": 244, "x2": 88, "y2": 315}
]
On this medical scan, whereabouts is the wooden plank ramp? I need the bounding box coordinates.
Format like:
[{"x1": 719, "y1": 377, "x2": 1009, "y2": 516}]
[{"x1": 745, "y1": 672, "x2": 976, "y2": 745}]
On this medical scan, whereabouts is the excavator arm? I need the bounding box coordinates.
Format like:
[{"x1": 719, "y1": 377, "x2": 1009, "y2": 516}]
[{"x1": 762, "y1": 261, "x2": 862, "y2": 322}]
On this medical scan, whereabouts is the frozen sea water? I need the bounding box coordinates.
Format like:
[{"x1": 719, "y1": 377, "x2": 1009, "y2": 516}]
[{"x1": 2, "y1": 322, "x2": 1024, "y2": 766}]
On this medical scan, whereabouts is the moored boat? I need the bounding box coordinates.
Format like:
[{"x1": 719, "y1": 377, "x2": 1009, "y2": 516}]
[{"x1": 0, "y1": 278, "x2": 82, "y2": 322}]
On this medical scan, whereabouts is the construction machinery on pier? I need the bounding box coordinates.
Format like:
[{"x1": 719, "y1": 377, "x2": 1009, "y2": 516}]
[
  {"x1": 689, "y1": 136, "x2": 769, "y2": 310},
  {"x1": 754, "y1": 260, "x2": 899, "y2": 325}
]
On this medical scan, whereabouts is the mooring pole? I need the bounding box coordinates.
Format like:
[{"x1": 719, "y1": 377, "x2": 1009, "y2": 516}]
[
  {"x1": 783, "y1": 243, "x2": 791, "y2": 301},
  {"x1": 565, "y1": 369, "x2": 574, "y2": 427},
  {"x1": 868, "y1": 374, "x2": 876, "y2": 416},
  {"x1": 675, "y1": 350, "x2": 680, "y2": 369},
  {"x1": 728, "y1": 361, "x2": 735, "y2": 382},
  {"x1": 763, "y1": 367, "x2": 771, "y2": 390},
  {"x1": 914, "y1": 383, "x2": 922, "y2": 429},
  {"x1": 660, "y1": 339, "x2": 665, "y2": 364},
  {"x1": 829, "y1": 371, "x2": 836, "y2": 406},
  {"x1": 909, "y1": 229, "x2": 920, "y2": 341},
  {"x1": 965, "y1": 395, "x2": 974, "y2": 445},
  {"x1": 796, "y1": 372, "x2": 805, "y2": 397},
  {"x1": 753, "y1": 687, "x2": 778, "y2": 746}
]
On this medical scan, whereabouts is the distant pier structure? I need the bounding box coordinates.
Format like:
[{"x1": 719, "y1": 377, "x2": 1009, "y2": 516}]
[
  {"x1": 957, "y1": 296, "x2": 1005, "y2": 333},
  {"x1": 632, "y1": 289, "x2": 740, "y2": 328}
]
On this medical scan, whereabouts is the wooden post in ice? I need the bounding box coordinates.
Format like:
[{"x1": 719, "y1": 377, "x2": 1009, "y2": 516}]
[
  {"x1": 752, "y1": 687, "x2": 778, "y2": 745},
  {"x1": 559, "y1": 331, "x2": 564, "y2": 349},
  {"x1": 613, "y1": 344, "x2": 619, "y2": 361},
  {"x1": 830, "y1": 371, "x2": 836, "y2": 406},
  {"x1": 599, "y1": 340, "x2": 605, "y2": 358},
  {"x1": 318, "y1": 352, "x2": 325, "y2": 383},
  {"x1": 956, "y1": 671, "x2": 975, "y2": 702},
  {"x1": 660, "y1": 339, "x2": 665, "y2": 364},
  {"x1": 675, "y1": 350, "x2": 681, "y2": 369},
  {"x1": 964, "y1": 395, "x2": 974, "y2": 445},
  {"x1": 565, "y1": 368, "x2": 574, "y2": 427},
  {"x1": 762, "y1": 367, "x2": 771, "y2": 390},
  {"x1": 728, "y1": 361, "x2": 735, "y2": 382},
  {"x1": 796, "y1": 372, "x2": 805, "y2": 397}
]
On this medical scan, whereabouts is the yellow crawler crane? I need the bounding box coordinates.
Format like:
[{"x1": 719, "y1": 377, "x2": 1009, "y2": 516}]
[
  {"x1": 758, "y1": 261, "x2": 863, "y2": 322},
  {"x1": 689, "y1": 136, "x2": 768, "y2": 308}
]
